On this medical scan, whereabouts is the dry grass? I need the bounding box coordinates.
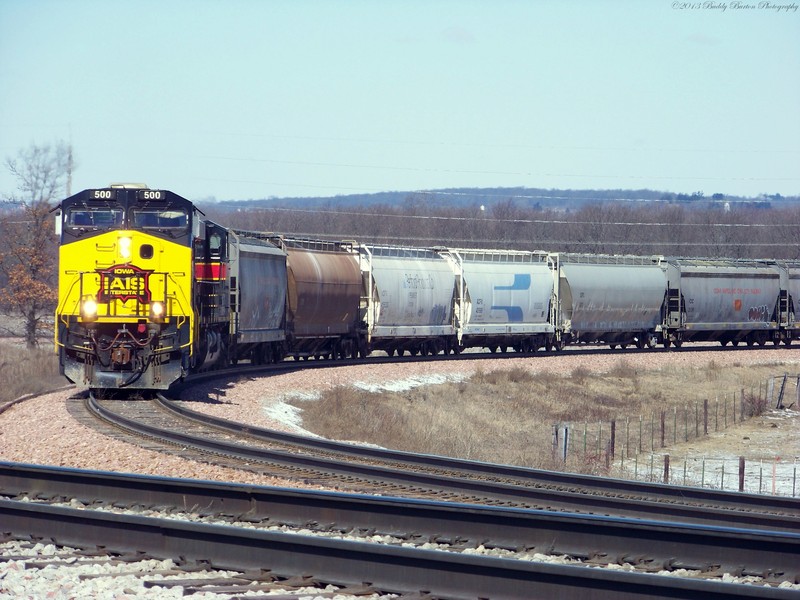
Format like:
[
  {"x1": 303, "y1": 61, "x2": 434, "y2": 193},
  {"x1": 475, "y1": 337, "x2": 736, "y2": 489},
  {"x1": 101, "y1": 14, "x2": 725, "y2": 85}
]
[
  {"x1": 0, "y1": 341, "x2": 62, "y2": 405},
  {"x1": 293, "y1": 358, "x2": 787, "y2": 474}
]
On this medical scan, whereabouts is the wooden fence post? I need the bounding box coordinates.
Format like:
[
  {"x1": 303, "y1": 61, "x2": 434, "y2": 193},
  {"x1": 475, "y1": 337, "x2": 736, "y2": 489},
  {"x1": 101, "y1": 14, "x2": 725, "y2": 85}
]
[
  {"x1": 739, "y1": 456, "x2": 745, "y2": 492},
  {"x1": 610, "y1": 420, "x2": 616, "y2": 460}
]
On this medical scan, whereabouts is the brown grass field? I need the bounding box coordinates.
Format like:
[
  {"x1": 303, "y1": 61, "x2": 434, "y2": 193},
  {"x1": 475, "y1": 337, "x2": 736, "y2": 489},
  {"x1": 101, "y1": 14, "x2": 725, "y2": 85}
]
[
  {"x1": 0, "y1": 341, "x2": 62, "y2": 405},
  {"x1": 295, "y1": 360, "x2": 787, "y2": 474}
]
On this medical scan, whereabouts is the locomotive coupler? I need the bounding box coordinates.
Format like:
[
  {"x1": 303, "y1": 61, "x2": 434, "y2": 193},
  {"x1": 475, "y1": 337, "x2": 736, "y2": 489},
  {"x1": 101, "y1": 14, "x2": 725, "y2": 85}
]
[{"x1": 111, "y1": 346, "x2": 132, "y2": 367}]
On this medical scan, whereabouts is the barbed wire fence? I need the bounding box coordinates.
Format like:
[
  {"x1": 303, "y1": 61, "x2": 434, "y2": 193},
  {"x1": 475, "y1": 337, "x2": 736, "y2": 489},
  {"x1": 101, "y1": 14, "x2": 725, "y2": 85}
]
[{"x1": 552, "y1": 374, "x2": 799, "y2": 496}]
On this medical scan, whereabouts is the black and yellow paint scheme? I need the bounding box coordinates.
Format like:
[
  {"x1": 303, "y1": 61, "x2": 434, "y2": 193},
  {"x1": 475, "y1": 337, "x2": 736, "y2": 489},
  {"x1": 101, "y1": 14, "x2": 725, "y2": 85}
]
[{"x1": 55, "y1": 185, "x2": 229, "y2": 390}]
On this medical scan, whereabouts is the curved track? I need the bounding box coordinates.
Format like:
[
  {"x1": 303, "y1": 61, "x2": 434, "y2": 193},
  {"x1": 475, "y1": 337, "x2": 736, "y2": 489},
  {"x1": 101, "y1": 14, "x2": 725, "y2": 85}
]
[
  {"x1": 77, "y1": 389, "x2": 800, "y2": 532},
  {"x1": 2, "y1": 463, "x2": 799, "y2": 596}
]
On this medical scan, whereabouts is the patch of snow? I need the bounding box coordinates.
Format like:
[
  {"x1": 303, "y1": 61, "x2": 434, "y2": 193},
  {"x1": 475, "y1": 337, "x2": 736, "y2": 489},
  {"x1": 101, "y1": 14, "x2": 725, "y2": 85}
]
[
  {"x1": 262, "y1": 394, "x2": 321, "y2": 438},
  {"x1": 353, "y1": 373, "x2": 466, "y2": 393}
]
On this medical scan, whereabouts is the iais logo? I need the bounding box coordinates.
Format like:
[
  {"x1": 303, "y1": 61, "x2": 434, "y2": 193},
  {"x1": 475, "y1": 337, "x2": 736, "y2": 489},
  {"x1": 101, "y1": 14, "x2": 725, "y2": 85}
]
[{"x1": 97, "y1": 264, "x2": 153, "y2": 304}]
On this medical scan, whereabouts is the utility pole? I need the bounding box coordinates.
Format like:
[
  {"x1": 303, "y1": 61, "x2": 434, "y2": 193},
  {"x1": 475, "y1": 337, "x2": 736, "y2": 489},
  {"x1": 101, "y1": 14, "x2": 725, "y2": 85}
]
[
  {"x1": 66, "y1": 125, "x2": 73, "y2": 196},
  {"x1": 66, "y1": 143, "x2": 73, "y2": 197}
]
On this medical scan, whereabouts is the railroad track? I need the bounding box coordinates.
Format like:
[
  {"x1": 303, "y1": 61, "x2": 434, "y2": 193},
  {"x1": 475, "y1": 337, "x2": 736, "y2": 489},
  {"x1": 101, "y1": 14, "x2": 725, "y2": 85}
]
[
  {"x1": 73, "y1": 389, "x2": 800, "y2": 532},
  {"x1": 2, "y1": 463, "x2": 799, "y2": 598}
]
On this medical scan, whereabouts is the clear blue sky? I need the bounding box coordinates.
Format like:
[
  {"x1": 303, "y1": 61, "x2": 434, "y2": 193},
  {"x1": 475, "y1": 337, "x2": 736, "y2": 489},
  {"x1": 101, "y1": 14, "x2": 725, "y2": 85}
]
[{"x1": 1, "y1": 0, "x2": 798, "y2": 203}]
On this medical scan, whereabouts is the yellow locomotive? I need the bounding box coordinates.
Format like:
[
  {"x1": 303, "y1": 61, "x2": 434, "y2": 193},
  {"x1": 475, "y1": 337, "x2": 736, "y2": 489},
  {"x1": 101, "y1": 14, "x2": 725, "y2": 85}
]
[{"x1": 55, "y1": 185, "x2": 232, "y2": 390}]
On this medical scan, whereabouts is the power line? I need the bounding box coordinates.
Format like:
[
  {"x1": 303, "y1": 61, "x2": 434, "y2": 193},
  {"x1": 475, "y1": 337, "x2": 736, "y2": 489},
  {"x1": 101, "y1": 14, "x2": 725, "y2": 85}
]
[
  {"x1": 256, "y1": 230, "x2": 800, "y2": 250},
  {"x1": 230, "y1": 205, "x2": 800, "y2": 229}
]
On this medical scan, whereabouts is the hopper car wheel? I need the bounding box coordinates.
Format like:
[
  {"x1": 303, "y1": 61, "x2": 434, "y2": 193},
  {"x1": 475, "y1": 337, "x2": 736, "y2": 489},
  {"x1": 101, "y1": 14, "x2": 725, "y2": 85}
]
[
  {"x1": 609, "y1": 344, "x2": 617, "y2": 350},
  {"x1": 784, "y1": 338, "x2": 793, "y2": 346},
  {"x1": 673, "y1": 339, "x2": 683, "y2": 348}
]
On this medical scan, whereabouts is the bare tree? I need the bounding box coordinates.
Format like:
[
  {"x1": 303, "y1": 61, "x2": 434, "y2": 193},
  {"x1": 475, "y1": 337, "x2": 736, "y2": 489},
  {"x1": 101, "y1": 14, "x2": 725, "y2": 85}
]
[{"x1": 1, "y1": 141, "x2": 71, "y2": 348}]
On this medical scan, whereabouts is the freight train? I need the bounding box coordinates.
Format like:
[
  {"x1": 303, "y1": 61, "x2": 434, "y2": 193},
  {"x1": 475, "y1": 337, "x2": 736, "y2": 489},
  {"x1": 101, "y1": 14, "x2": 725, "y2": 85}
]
[{"x1": 54, "y1": 186, "x2": 798, "y2": 390}]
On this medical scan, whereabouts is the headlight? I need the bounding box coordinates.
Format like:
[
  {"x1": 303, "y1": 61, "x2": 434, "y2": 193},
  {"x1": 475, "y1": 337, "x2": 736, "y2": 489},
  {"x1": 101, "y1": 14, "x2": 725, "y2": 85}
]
[
  {"x1": 81, "y1": 298, "x2": 98, "y2": 322},
  {"x1": 149, "y1": 301, "x2": 165, "y2": 322},
  {"x1": 119, "y1": 236, "x2": 132, "y2": 259}
]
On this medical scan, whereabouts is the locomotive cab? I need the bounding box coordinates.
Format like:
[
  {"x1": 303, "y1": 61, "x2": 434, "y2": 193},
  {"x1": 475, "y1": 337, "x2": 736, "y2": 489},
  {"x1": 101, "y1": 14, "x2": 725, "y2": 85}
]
[{"x1": 55, "y1": 186, "x2": 199, "y2": 390}]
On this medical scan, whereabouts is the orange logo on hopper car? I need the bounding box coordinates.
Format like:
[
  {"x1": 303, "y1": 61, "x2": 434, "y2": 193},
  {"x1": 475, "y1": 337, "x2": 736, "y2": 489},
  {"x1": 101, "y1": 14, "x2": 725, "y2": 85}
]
[{"x1": 734, "y1": 299, "x2": 742, "y2": 311}]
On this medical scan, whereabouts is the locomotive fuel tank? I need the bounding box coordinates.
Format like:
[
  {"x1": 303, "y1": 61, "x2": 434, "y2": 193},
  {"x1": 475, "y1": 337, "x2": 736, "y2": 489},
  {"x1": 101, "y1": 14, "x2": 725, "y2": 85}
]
[
  {"x1": 557, "y1": 254, "x2": 667, "y2": 346},
  {"x1": 361, "y1": 245, "x2": 457, "y2": 354}
]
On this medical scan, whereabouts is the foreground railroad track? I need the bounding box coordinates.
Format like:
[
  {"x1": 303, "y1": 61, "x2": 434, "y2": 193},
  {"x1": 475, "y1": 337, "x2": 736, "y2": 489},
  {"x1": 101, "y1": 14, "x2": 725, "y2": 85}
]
[
  {"x1": 2, "y1": 463, "x2": 798, "y2": 598},
  {"x1": 75, "y1": 390, "x2": 800, "y2": 533}
]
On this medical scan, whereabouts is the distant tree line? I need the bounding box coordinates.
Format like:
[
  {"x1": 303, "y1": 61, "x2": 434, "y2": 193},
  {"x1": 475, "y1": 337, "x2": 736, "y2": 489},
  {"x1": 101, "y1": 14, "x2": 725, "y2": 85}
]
[{"x1": 204, "y1": 193, "x2": 800, "y2": 260}]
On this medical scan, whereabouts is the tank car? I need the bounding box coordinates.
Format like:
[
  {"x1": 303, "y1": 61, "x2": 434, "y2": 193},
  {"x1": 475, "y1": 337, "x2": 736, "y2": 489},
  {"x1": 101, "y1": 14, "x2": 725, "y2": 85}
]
[
  {"x1": 556, "y1": 254, "x2": 668, "y2": 349},
  {"x1": 663, "y1": 258, "x2": 791, "y2": 347},
  {"x1": 277, "y1": 237, "x2": 365, "y2": 359},
  {"x1": 359, "y1": 244, "x2": 458, "y2": 356},
  {"x1": 442, "y1": 248, "x2": 559, "y2": 353}
]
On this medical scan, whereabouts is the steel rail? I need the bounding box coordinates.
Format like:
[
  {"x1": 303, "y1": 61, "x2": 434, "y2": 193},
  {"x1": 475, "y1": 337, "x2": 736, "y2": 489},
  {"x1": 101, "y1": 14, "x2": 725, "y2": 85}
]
[
  {"x1": 160, "y1": 391, "x2": 800, "y2": 513},
  {"x1": 2, "y1": 462, "x2": 798, "y2": 582},
  {"x1": 2, "y1": 497, "x2": 796, "y2": 600},
  {"x1": 152, "y1": 392, "x2": 800, "y2": 531}
]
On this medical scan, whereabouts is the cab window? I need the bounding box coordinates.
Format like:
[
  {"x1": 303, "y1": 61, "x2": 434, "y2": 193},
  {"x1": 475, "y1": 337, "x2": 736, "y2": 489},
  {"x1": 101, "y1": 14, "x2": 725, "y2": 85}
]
[
  {"x1": 132, "y1": 209, "x2": 188, "y2": 231},
  {"x1": 66, "y1": 208, "x2": 124, "y2": 229}
]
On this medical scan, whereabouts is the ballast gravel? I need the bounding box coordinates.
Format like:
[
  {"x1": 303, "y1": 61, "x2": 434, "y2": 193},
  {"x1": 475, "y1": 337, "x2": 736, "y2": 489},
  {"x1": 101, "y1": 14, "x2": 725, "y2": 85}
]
[
  {"x1": 2, "y1": 347, "x2": 800, "y2": 597},
  {"x1": 2, "y1": 347, "x2": 800, "y2": 485}
]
